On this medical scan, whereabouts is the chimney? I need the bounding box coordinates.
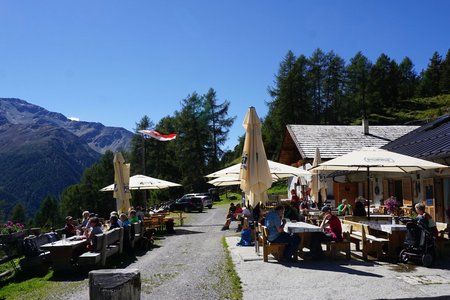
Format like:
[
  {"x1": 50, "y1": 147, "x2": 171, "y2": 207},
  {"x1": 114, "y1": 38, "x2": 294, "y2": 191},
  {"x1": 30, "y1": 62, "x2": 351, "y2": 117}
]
[{"x1": 362, "y1": 118, "x2": 369, "y2": 135}]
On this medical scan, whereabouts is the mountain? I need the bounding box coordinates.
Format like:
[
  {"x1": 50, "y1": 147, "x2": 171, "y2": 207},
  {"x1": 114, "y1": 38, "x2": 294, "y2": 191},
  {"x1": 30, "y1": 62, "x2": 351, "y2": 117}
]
[{"x1": 0, "y1": 98, "x2": 133, "y2": 218}]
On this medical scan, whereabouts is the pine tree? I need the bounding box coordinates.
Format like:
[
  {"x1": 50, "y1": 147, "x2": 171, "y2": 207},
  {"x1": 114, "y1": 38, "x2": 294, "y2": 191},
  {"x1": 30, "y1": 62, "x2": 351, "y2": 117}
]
[
  {"x1": 34, "y1": 195, "x2": 61, "y2": 228},
  {"x1": 203, "y1": 88, "x2": 236, "y2": 172},
  {"x1": 346, "y1": 51, "x2": 372, "y2": 120},
  {"x1": 10, "y1": 203, "x2": 26, "y2": 224},
  {"x1": 440, "y1": 49, "x2": 450, "y2": 94},
  {"x1": 367, "y1": 53, "x2": 393, "y2": 115},
  {"x1": 398, "y1": 57, "x2": 418, "y2": 100},
  {"x1": 323, "y1": 52, "x2": 346, "y2": 124},
  {"x1": 308, "y1": 48, "x2": 327, "y2": 123},
  {"x1": 175, "y1": 93, "x2": 210, "y2": 192},
  {"x1": 418, "y1": 51, "x2": 442, "y2": 97}
]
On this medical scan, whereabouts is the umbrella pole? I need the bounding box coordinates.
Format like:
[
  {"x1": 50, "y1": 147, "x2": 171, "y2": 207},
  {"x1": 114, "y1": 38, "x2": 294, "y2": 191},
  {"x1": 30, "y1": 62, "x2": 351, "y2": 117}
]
[{"x1": 367, "y1": 167, "x2": 371, "y2": 220}]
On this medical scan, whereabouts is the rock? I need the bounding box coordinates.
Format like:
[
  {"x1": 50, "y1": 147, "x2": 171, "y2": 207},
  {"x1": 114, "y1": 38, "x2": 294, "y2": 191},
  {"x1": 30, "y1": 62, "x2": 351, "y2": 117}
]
[{"x1": 89, "y1": 269, "x2": 140, "y2": 300}]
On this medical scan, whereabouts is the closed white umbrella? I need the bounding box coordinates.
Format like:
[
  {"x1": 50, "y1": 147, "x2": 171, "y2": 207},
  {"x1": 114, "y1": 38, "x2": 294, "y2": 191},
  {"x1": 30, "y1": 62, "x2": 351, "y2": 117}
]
[
  {"x1": 239, "y1": 107, "x2": 273, "y2": 207},
  {"x1": 101, "y1": 174, "x2": 181, "y2": 191},
  {"x1": 113, "y1": 152, "x2": 131, "y2": 213},
  {"x1": 309, "y1": 148, "x2": 327, "y2": 206}
]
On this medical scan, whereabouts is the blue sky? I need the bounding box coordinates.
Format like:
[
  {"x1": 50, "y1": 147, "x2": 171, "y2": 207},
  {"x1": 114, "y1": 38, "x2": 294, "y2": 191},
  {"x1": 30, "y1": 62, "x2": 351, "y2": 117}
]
[{"x1": 1, "y1": 1, "x2": 449, "y2": 150}]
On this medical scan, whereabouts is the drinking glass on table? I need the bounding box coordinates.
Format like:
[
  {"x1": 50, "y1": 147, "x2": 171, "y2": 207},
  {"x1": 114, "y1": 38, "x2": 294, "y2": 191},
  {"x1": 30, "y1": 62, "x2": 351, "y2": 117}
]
[{"x1": 61, "y1": 234, "x2": 66, "y2": 243}]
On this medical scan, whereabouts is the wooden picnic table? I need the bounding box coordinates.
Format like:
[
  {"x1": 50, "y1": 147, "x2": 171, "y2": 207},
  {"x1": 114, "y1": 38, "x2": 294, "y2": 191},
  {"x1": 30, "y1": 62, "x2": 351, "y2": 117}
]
[
  {"x1": 360, "y1": 221, "x2": 407, "y2": 258},
  {"x1": 284, "y1": 221, "x2": 322, "y2": 257},
  {"x1": 40, "y1": 236, "x2": 87, "y2": 272}
]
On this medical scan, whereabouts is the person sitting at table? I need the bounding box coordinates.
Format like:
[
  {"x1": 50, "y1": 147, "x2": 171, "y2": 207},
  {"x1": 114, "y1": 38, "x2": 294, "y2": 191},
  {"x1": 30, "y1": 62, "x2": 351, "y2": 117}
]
[
  {"x1": 108, "y1": 215, "x2": 120, "y2": 231},
  {"x1": 136, "y1": 206, "x2": 145, "y2": 221},
  {"x1": 129, "y1": 210, "x2": 139, "y2": 223},
  {"x1": 221, "y1": 203, "x2": 238, "y2": 231},
  {"x1": 265, "y1": 205, "x2": 300, "y2": 262},
  {"x1": 63, "y1": 216, "x2": 77, "y2": 237},
  {"x1": 308, "y1": 205, "x2": 342, "y2": 259},
  {"x1": 80, "y1": 211, "x2": 90, "y2": 228},
  {"x1": 415, "y1": 203, "x2": 438, "y2": 237},
  {"x1": 284, "y1": 203, "x2": 300, "y2": 222},
  {"x1": 85, "y1": 217, "x2": 103, "y2": 250},
  {"x1": 290, "y1": 189, "x2": 301, "y2": 209},
  {"x1": 337, "y1": 199, "x2": 353, "y2": 216},
  {"x1": 353, "y1": 199, "x2": 367, "y2": 217},
  {"x1": 299, "y1": 198, "x2": 310, "y2": 215},
  {"x1": 110, "y1": 211, "x2": 122, "y2": 227},
  {"x1": 120, "y1": 213, "x2": 131, "y2": 227}
]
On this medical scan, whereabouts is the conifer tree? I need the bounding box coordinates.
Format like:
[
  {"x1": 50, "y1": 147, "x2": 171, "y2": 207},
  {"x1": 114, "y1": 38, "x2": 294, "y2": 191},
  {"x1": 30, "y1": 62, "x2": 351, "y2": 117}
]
[
  {"x1": 439, "y1": 49, "x2": 450, "y2": 94},
  {"x1": 203, "y1": 88, "x2": 236, "y2": 172},
  {"x1": 346, "y1": 51, "x2": 372, "y2": 120},
  {"x1": 398, "y1": 57, "x2": 418, "y2": 100},
  {"x1": 418, "y1": 51, "x2": 442, "y2": 97}
]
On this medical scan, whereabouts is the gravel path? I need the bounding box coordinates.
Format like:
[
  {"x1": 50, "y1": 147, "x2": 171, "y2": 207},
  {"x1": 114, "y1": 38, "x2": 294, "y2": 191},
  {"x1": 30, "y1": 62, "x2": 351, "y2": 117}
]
[{"x1": 59, "y1": 205, "x2": 239, "y2": 300}]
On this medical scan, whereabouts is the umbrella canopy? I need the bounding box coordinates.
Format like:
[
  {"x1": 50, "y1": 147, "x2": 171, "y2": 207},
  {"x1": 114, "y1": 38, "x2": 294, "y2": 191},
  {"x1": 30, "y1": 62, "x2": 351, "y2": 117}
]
[
  {"x1": 239, "y1": 107, "x2": 273, "y2": 207},
  {"x1": 100, "y1": 174, "x2": 181, "y2": 191},
  {"x1": 207, "y1": 175, "x2": 277, "y2": 187},
  {"x1": 311, "y1": 147, "x2": 448, "y2": 173},
  {"x1": 311, "y1": 147, "x2": 448, "y2": 218},
  {"x1": 113, "y1": 152, "x2": 131, "y2": 214},
  {"x1": 206, "y1": 160, "x2": 310, "y2": 180}
]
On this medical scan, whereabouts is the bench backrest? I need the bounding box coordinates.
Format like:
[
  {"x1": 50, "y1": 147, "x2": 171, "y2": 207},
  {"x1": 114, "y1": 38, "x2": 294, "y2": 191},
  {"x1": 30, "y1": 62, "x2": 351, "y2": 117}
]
[
  {"x1": 105, "y1": 228, "x2": 122, "y2": 245},
  {"x1": 92, "y1": 233, "x2": 105, "y2": 252},
  {"x1": 342, "y1": 220, "x2": 368, "y2": 240},
  {"x1": 131, "y1": 221, "x2": 143, "y2": 237}
]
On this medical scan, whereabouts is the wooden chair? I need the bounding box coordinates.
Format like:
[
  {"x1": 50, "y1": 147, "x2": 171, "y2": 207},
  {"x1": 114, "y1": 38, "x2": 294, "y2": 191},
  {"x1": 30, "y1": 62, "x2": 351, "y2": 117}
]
[{"x1": 261, "y1": 225, "x2": 287, "y2": 262}]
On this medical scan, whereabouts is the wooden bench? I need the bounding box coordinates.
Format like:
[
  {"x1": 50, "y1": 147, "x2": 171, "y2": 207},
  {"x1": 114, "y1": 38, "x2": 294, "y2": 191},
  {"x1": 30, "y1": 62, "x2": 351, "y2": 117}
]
[
  {"x1": 261, "y1": 225, "x2": 287, "y2": 262},
  {"x1": 78, "y1": 227, "x2": 123, "y2": 267},
  {"x1": 325, "y1": 225, "x2": 351, "y2": 259},
  {"x1": 342, "y1": 220, "x2": 389, "y2": 260}
]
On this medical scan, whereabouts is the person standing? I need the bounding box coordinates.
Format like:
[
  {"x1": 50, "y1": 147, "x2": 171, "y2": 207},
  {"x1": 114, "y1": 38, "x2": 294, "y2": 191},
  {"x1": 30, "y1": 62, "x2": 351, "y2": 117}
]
[{"x1": 265, "y1": 205, "x2": 300, "y2": 261}]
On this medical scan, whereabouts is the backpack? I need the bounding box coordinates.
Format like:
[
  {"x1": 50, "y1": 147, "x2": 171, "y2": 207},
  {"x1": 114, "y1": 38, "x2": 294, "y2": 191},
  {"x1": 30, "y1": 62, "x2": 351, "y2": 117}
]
[
  {"x1": 237, "y1": 228, "x2": 253, "y2": 246},
  {"x1": 22, "y1": 235, "x2": 42, "y2": 258}
]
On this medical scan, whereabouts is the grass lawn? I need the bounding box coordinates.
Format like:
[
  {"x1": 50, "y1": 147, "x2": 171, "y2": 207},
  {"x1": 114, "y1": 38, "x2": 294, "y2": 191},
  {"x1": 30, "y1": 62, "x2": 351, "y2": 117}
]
[{"x1": 0, "y1": 269, "x2": 85, "y2": 300}]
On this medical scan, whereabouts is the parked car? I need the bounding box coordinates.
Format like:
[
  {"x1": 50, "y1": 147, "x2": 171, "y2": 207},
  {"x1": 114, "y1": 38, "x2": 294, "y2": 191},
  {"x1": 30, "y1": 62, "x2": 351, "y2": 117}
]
[
  {"x1": 169, "y1": 197, "x2": 204, "y2": 213},
  {"x1": 179, "y1": 193, "x2": 213, "y2": 209}
]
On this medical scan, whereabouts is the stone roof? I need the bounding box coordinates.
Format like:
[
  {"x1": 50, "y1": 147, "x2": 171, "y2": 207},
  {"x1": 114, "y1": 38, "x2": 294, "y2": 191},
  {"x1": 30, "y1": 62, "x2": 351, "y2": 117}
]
[
  {"x1": 286, "y1": 124, "x2": 419, "y2": 160},
  {"x1": 382, "y1": 114, "x2": 450, "y2": 161}
]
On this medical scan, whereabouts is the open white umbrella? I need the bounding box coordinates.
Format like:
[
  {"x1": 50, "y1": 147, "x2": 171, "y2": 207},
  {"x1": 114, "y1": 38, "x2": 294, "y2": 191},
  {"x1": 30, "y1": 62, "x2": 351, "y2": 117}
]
[
  {"x1": 312, "y1": 147, "x2": 448, "y2": 217},
  {"x1": 100, "y1": 174, "x2": 181, "y2": 191},
  {"x1": 239, "y1": 107, "x2": 273, "y2": 207},
  {"x1": 206, "y1": 160, "x2": 310, "y2": 180},
  {"x1": 207, "y1": 175, "x2": 277, "y2": 187},
  {"x1": 113, "y1": 152, "x2": 131, "y2": 214}
]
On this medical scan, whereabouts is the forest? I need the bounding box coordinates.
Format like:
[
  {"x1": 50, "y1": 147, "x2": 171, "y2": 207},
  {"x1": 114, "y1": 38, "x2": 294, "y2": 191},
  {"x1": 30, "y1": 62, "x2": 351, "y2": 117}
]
[{"x1": 9, "y1": 48, "x2": 450, "y2": 228}]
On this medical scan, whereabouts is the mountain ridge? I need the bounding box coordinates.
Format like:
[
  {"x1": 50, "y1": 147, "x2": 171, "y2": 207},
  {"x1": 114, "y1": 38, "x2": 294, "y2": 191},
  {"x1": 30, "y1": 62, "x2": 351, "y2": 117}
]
[{"x1": 0, "y1": 98, "x2": 133, "y2": 218}]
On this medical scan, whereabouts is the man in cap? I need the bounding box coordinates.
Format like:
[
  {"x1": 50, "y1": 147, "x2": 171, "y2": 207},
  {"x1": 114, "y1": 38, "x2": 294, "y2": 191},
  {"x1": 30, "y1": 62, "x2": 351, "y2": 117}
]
[
  {"x1": 63, "y1": 216, "x2": 76, "y2": 237},
  {"x1": 308, "y1": 205, "x2": 342, "y2": 259}
]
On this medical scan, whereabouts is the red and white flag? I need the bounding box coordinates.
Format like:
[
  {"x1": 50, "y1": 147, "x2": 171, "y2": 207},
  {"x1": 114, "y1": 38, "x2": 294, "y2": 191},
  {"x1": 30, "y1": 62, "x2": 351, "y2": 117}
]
[{"x1": 138, "y1": 129, "x2": 177, "y2": 141}]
